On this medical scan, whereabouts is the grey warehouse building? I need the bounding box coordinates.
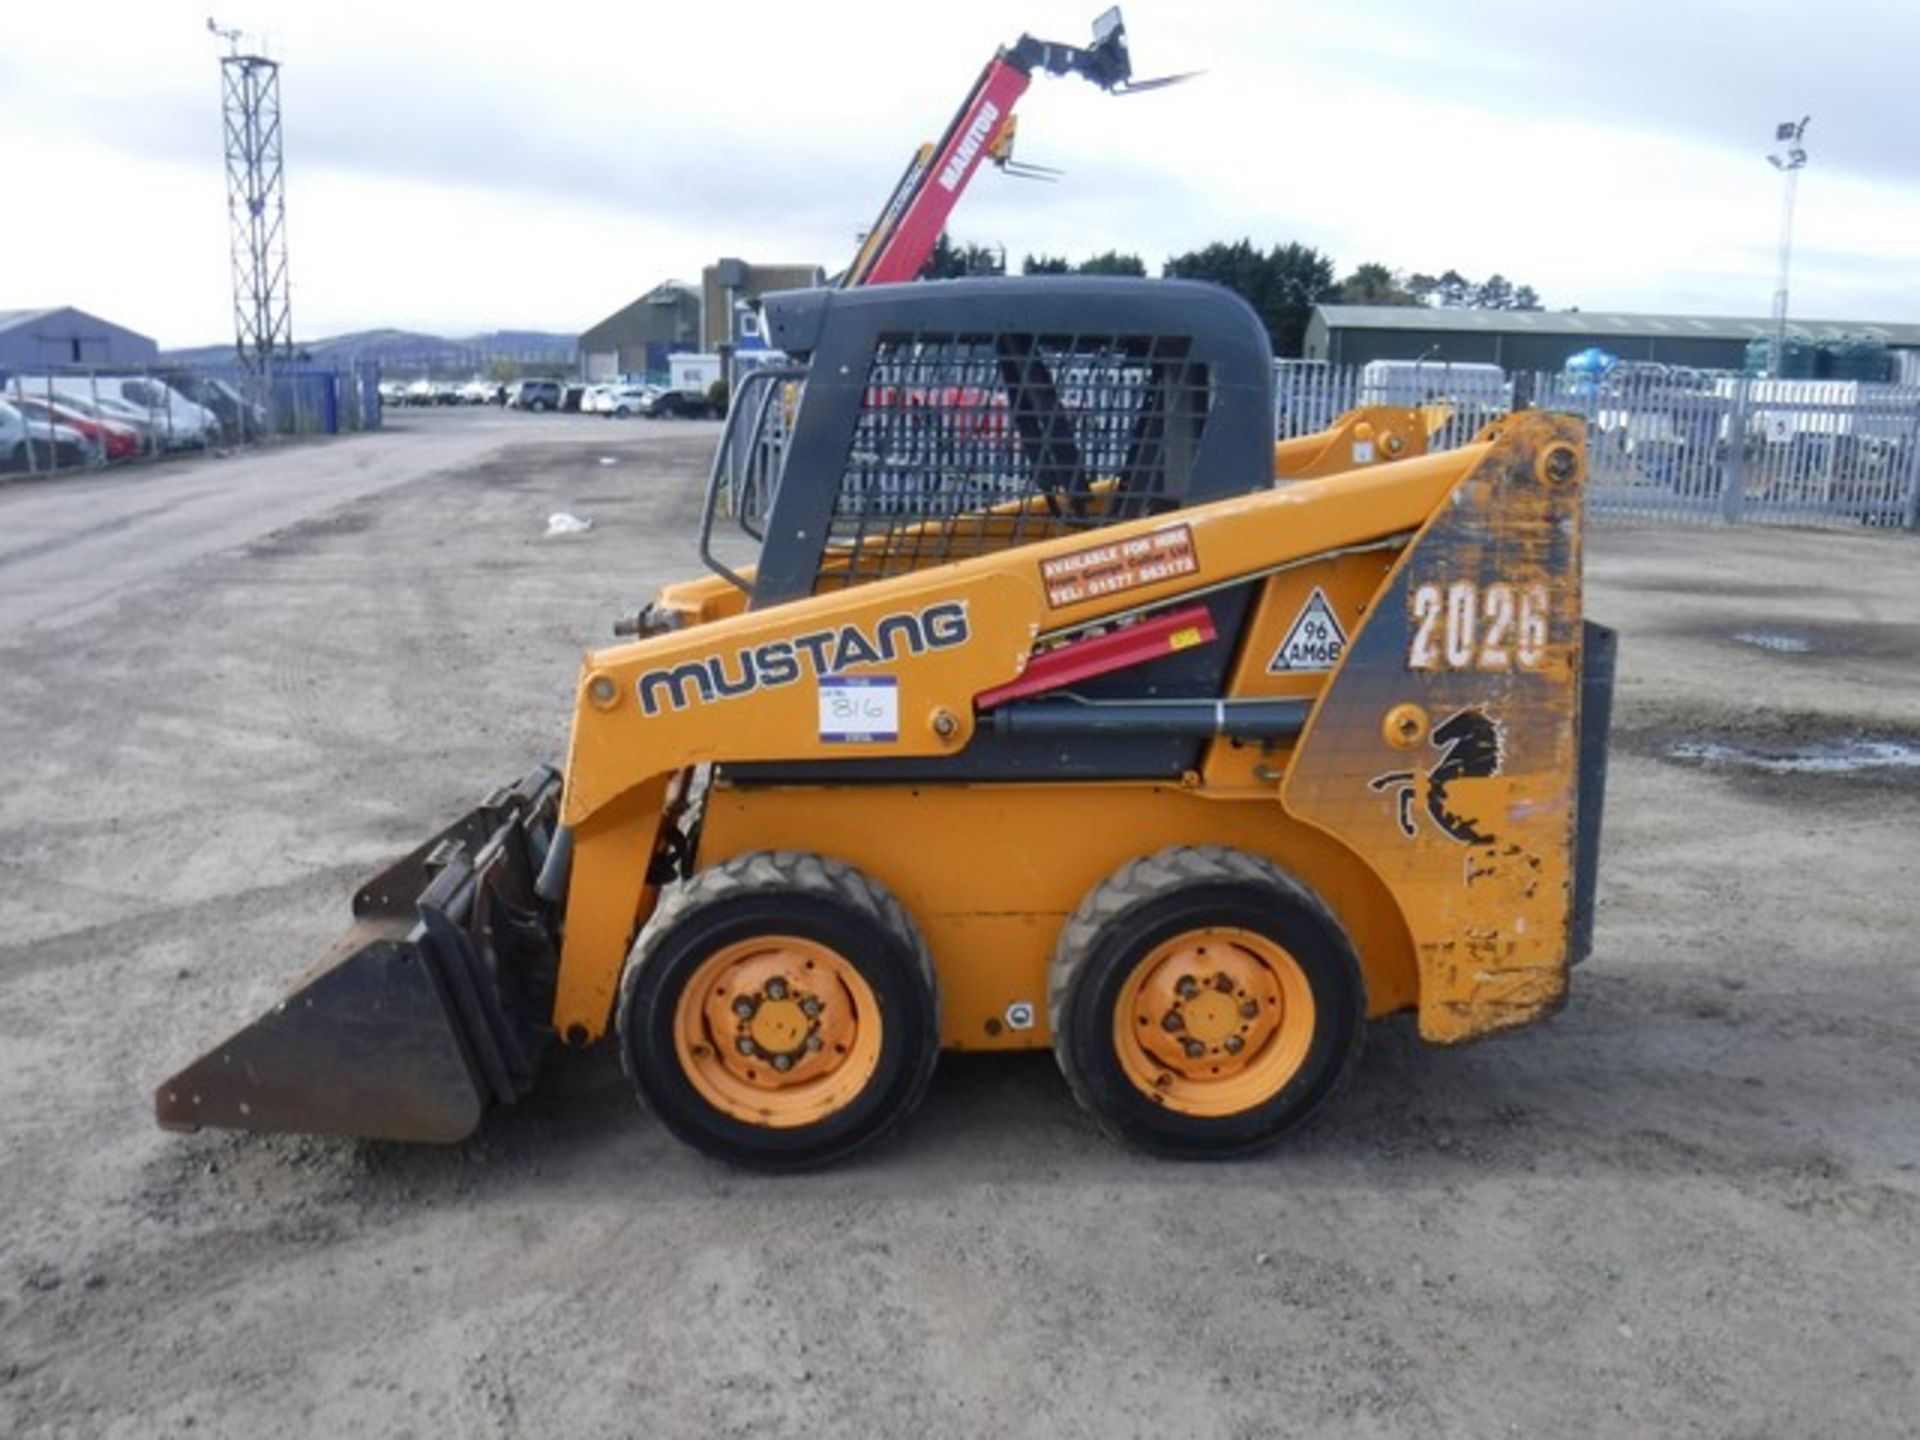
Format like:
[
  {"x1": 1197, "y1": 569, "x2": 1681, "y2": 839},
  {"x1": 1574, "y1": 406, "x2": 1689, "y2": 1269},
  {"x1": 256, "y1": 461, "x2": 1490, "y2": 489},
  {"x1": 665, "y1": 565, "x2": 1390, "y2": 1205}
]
[
  {"x1": 0, "y1": 306, "x2": 159, "y2": 371},
  {"x1": 578, "y1": 282, "x2": 702, "y2": 380},
  {"x1": 579, "y1": 260, "x2": 829, "y2": 379},
  {"x1": 1304, "y1": 304, "x2": 1920, "y2": 372},
  {"x1": 700, "y1": 259, "x2": 827, "y2": 349}
]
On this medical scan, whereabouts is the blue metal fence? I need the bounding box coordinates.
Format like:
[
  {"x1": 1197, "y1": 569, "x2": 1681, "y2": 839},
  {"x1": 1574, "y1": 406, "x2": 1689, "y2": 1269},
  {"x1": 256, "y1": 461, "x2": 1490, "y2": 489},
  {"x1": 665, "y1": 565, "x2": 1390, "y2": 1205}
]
[{"x1": 0, "y1": 358, "x2": 382, "y2": 479}]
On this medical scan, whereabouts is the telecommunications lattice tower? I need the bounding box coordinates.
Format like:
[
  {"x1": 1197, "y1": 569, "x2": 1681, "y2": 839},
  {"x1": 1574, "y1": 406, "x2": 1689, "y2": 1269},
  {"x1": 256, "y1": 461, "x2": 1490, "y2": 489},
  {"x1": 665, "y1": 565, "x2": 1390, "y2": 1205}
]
[{"x1": 210, "y1": 18, "x2": 293, "y2": 368}]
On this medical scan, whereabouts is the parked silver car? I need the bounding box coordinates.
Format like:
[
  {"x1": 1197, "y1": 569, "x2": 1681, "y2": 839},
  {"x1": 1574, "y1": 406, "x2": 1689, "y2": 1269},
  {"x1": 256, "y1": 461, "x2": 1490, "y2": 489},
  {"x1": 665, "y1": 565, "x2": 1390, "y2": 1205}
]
[{"x1": 0, "y1": 398, "x2": 96, "y2": 471}]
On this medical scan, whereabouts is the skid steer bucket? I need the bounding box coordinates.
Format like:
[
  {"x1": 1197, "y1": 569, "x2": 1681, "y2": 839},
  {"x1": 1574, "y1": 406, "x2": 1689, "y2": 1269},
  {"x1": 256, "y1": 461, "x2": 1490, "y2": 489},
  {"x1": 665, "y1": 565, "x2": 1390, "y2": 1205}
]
[{"x1": 155, "y1": 767, "x2": 565, "y2": 1143}]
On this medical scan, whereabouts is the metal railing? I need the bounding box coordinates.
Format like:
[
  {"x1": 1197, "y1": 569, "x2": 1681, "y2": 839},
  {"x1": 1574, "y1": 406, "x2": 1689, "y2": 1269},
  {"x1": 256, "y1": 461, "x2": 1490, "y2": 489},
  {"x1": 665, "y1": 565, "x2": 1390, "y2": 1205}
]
[
  {"x1": 718, "y1": 371, "x2": 801, "y2": 527},
  {"x1": 1273, "y1": 361, "x2": 1366, "y2": 440},
  {"x1": 1276, "y1": 361, "x2": 1920, "y2": 530},
  {"x1": 1541, "y1": 371, "x2": 1920, "y2": 528},
  {"x1": 715, "y1": 359, "x2": 1920, "y2": 533},
  {"x1": 0, "y1": 359, "x2": 382, "y2": 480}
]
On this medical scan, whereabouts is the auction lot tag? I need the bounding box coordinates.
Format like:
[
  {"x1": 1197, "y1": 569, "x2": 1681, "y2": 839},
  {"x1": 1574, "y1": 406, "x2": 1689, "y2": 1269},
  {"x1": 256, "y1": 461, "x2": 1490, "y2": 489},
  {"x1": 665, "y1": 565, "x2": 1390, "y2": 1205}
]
[
  {"x1": 1041, "y1": 524, "x2": 1198, "y2": 607},
  {"x1": 819, "y1": 675, "x2": 898, "y2": 743}
]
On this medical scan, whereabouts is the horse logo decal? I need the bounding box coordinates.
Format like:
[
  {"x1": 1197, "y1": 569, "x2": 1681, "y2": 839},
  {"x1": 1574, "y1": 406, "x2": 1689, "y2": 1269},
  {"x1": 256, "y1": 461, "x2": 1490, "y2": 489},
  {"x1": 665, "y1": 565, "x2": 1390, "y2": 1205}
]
[{"x1": 1369, "y1": 709, "x2": 1504, "y2": 845}]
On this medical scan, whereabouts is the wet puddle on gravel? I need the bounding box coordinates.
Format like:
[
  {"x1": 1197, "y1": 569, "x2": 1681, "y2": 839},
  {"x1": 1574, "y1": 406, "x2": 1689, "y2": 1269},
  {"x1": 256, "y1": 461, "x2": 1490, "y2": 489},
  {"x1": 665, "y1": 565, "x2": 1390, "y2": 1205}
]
[
  {"x1": 1731, "y1": 631, "x2": 1814, "y2": 654},
  {"x1": 1666, "y1": 737, "x2": 1920, "y2": 775}
]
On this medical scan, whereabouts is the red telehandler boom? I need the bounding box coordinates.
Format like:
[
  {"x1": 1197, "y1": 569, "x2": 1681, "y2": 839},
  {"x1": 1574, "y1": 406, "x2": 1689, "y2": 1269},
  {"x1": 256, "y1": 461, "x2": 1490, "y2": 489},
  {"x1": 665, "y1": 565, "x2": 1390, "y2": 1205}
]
[{"x1": 841, "y1": 7, "x2": 1189, "y2": 287}]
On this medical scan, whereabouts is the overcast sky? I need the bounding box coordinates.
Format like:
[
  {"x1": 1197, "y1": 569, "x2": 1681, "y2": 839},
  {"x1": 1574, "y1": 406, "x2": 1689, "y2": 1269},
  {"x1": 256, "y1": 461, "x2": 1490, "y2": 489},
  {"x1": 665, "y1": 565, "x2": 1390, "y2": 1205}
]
[{"x1": 7, "y1": 1, "x2": 1918, "y2": 347}]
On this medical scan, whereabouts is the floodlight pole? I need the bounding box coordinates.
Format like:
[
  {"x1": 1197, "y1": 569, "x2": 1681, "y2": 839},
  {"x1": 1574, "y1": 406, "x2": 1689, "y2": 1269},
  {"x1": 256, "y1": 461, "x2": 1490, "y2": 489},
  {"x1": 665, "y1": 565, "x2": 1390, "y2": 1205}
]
[{"x1": 1765, "y1": 116, "x2": 1809, "y2": 379}]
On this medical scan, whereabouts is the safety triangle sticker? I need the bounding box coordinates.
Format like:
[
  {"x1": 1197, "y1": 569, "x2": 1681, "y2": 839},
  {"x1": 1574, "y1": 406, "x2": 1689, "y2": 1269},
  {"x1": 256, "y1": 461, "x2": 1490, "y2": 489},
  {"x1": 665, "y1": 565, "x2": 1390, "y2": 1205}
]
[{"x1": 1267, "y1": 587, "x2": 1349, "y2": 673}]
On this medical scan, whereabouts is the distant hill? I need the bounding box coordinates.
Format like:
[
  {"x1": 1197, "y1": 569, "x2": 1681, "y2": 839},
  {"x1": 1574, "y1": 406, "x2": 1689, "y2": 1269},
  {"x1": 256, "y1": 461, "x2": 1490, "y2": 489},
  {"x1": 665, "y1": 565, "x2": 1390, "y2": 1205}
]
[{"x1": 162, "y1": 328, "x2": 578, "y2": 375}]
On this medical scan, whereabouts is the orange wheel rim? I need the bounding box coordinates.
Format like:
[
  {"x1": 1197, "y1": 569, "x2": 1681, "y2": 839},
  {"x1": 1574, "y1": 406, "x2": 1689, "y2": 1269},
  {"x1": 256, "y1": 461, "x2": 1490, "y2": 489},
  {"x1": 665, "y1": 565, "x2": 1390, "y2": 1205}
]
[
  {"x1": 673, "y1": 936, "x2": 882, "y2": 1129},
  {"x1": 1112, "y1": 927, "x2": 1315, "y2": 1118}
]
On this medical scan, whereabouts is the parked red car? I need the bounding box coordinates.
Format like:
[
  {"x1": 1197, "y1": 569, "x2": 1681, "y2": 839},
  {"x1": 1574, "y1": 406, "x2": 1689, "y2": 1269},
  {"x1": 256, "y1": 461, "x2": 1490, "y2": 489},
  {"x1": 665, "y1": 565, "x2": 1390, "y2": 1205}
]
[{"x1": 13, "y1": 395, "x2": 142, "y2": 461}]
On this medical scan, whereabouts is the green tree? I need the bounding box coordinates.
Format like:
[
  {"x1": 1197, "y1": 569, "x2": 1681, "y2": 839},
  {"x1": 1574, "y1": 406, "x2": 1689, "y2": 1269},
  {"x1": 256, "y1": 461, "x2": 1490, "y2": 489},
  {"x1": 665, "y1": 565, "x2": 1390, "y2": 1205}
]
[
  {"x1": 1406, "y1": 268, "x2": 1547, "y2": 310},
  {"x1": 920, "y1": 233, "x2": 1005, "y2": 279},
  {"x1": 1162, "y1": 238, "x2": 1337, "y2": 356},
  {"x1": 1336, "y1": 262, "x2": 1418, "y2": 305},
  {"x1": 1022, "y1": 253, "x2": 1072, "y2": 274},
  {"x1": 1474, "y1": 274, "x2": 1515, "y2": 310},
  {"x1": 921, "y1": 232, "x2": 966, "y2": 279},
  {"x1": 963, "y1": 243, "x2": 1007, "y2": 276},
  {"x1": 1077, "y1": 250, "x2": 1147, "y2": 277}
]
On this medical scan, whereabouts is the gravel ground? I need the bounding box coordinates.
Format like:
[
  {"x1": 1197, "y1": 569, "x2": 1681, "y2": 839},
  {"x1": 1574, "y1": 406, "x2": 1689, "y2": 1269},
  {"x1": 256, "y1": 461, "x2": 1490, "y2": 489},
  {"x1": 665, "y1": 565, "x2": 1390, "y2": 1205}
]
[{"x1": 1, "y1": 412, "x2": 1915, "y2": 1438}]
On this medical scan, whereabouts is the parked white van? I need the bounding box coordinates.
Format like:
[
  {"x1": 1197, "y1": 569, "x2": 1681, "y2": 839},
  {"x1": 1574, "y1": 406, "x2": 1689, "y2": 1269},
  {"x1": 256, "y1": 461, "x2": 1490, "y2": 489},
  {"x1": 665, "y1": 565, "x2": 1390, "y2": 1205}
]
[
  {"x1": 1357, "y1": 359, "x2": 1511, "y2": 410},
  {"x1": 44, "y1": 375, "x2": 217, "y2": 449}
]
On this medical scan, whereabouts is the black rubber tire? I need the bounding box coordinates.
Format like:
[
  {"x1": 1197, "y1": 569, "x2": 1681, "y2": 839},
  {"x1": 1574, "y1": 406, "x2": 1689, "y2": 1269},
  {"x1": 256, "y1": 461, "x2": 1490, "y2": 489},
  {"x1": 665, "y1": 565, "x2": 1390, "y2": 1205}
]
[
  {"x1": 617, "y1": 851, "x2": 939, "y2": 1171},
  {"x1": 1048, "y1": 846, "x2": 1365, "y2": 1159}
]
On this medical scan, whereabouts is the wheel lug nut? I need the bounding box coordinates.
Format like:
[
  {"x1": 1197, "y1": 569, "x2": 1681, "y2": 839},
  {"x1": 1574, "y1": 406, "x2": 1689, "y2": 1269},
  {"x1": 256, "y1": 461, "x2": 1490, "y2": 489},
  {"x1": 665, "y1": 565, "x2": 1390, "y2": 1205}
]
[
  {"x1": 1212, "y1": 973, "x2": 1234, "y2": 993},
  {"x1": 1175, "y1": 976, "x2": 1198, "y2": 1000},
  {"x1": 805, "y1": 1033, "x2": 823, "y2": 1052},
  {"x1": 1162, "y1": 1011, "x2": 1184, "y2": 1032},
  {"x1": 765, "y1": 978, "x2": 788, "y2": 1000},
  {"x1": 772, "y1": 1053, "x2": 792, "y2": 1072},
  {"x1": 1224, "y1": 1035, "x2": 1244, "y2": 1054},
  {"x1": 736, "y1": 1037, "x2": 756, "y2": 1056},
  {"x1": 1239, "y1": 1000, "x2": 1259, "y2": 1020},
  {"x1": 800, "y1": 997, "x2": 822, "y2": 1018},
  {"x1": 1182, "y1": 1039, "x2": 1205, "y2": 1059},
  {"x1": 733, "y1": 998, "x2": 755, "y2": 1019}
]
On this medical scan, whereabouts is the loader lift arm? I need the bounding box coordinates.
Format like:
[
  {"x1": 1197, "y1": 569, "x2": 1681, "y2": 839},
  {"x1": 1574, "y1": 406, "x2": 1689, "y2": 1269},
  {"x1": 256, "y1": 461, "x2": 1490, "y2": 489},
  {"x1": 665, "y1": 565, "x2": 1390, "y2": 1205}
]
[{"x1": 842, "y1": 7, "x2": 1187, "y2": 287}]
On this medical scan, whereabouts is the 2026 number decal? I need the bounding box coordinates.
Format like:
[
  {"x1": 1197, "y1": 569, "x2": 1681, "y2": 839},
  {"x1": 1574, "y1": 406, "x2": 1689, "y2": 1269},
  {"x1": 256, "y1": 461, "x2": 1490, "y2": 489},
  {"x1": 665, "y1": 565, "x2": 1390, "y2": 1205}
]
[{"x1": 1408, "y1": 581, "x2": 1548, "y2": 672}]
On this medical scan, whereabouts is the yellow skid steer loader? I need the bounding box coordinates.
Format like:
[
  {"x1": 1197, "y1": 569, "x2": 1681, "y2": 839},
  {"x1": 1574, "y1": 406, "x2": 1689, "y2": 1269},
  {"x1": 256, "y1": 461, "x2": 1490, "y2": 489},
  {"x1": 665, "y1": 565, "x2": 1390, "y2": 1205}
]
[{"x1": 157, "y1": 277, "x2": 1613, "y2": 1168}]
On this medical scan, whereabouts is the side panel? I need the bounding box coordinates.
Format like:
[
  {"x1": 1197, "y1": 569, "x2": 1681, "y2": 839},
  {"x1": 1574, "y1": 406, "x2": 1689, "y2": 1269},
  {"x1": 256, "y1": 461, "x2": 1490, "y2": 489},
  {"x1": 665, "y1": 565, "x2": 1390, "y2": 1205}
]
[
  {"x1": 1202, "y1": 549, "x2": 1399, "y2": 791},
  {"x1": 693, "y1": 782, "x2": 1420, "y2": 1051},
  {"x1": 1281, "y1": 412, "x2": 1589, "y2": 1044},
  {"x1": 550, "y1": 776, "x2": 669, "y2": 1042},
  {"x1": 729, "y1": 584, "x2": 1256, "y2": 783}
]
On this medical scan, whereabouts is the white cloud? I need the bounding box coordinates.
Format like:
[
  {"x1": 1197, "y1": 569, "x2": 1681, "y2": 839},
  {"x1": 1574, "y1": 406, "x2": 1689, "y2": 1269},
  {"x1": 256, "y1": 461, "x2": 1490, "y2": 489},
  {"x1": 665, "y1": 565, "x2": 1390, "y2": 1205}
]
[{"x1": 6, "y1": 0, "x2": 1916, "y2": 346}]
